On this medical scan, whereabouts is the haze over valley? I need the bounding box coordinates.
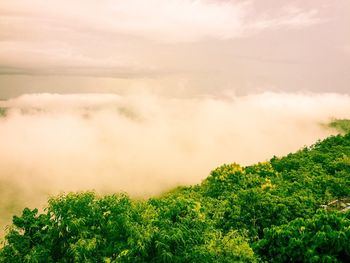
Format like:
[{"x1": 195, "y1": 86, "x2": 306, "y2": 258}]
[{"x1": 0, "y1": 1, "x2": 350, "y2": 260}]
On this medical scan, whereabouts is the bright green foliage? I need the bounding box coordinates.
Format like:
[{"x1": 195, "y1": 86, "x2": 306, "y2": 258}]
[
  {"x1": 0, "y1": 192, "x2": 255, "y2": 262},
  {"x1": 0, "y1": 193, "x2": 160, "y2": 262},
  {"x1": 1, "y1": 132, "x2": 350, "y2": 262},
  {"x1": 255, "y1": 210, "x2": 350, "y2": 262}
]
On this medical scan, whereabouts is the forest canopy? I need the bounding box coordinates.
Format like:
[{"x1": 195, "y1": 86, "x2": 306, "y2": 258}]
[{"x1": 1, "y1": 122, "x2": 350, "y2": 262}]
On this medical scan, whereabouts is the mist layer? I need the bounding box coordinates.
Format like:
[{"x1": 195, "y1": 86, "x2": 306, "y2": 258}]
[{"x1": 0, "y1": 92, "x2": 349, "y2": 197}]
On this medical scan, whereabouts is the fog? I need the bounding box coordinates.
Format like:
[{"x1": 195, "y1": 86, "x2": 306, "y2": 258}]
[{"x1": 1, "y1": 91, "x2": 350, "y2": 231}]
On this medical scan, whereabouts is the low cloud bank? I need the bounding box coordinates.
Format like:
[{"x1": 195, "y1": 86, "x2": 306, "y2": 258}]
[{"x1": 0, "y1": 91, "x2": 350, "y2": 228}]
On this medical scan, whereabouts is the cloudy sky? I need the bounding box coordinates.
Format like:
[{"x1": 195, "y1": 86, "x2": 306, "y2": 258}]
[
  {"x1": 0, "y1": 0, "x2": 349, "y2": 98},
  {"x1": 1, "y1": 1, "x2": 350, "y2": 229}
]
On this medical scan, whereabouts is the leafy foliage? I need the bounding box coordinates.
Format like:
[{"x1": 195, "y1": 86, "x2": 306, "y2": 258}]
[
  {"x1": 1, "y1": 131, "x2": 350, "y2": 262},
  {"x1": 255, "y1": 210, "x2": 350, "y2": 262},
  {"x1": 329, "y1": 119, "x2": 350, "y2": 134}
]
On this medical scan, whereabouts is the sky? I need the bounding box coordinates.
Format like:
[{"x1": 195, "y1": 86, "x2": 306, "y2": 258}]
[
  {"x1": 0, "y1": 0, "x2": 349, "y2": 98},
  {"x1": 0, "y1": 1, "x2": 350, "y2": 232}
]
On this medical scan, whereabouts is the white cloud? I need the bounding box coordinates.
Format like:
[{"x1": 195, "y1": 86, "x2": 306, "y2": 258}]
[
  {"x1": 1, "y1": 91, "x2": 350, "y2": 233},
  {"x1": 1, "y1": 91, "x2": 350, "y2": 195},
  {"x1": 1, "y1": 0, "x2": 324, "y2": 42},
  {"x1": 0, "y1": 0, "x2": 332, "y2": 78},
  {"x1": 0, "y1": 0, "x2": 247, "y2": 43},
  {"x1": 250, "y1": 8, "x2": 322, "y2": 31}
]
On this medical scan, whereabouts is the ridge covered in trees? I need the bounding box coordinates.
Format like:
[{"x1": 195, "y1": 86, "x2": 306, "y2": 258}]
[
  {"x1": 1, "y1": 122, "x2": 350, "y2": 262},
  {"x1": 0, "y1": 108, "x2": 6, "y2": 117}
]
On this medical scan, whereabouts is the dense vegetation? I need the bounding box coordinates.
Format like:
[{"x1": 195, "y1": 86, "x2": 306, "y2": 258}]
[
  {"x1": 0, "y1": 107, "x2": 6, "y2": 117},
  {"x1": 329, "y1": 119, "x2": 350, "y2": 134},
  {"x1": 1, "y1": 125, "x2": 350, "y2": 262}
]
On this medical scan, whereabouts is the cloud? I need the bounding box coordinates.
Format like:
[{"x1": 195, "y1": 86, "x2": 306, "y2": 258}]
[
  {"x1": 0, "y1": 0, "x2": 323, "y2": 42},
  {"x1": 341, "y1": 45, "x2": 350, "y2": 55},
  {"x1": 0, "y1": 0, "x2": 246, "y2": 42},
  {"x1": 0, "y1": 66, "x2": 164, "y2": 78},
  {"x1": 1, "y1": 91, "x2": 350, "y2": 196},
  {"x1": 250, "y1": 8, "x2": 322, "y2": 31},
  {"x1": 0, "y1": 0, "x2": 326, "y2": 77},
  {"x1": 1, "y1": 91, "x2": 350, "y2": 233}
]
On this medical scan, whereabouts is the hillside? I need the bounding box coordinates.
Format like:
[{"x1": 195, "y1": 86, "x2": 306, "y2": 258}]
[
  {"x1": 329, "y1": 119, "x2": 350, "y2": 134},
  {"x1": 1, "y1": 131, "x2": 350, "y2": 262}
]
